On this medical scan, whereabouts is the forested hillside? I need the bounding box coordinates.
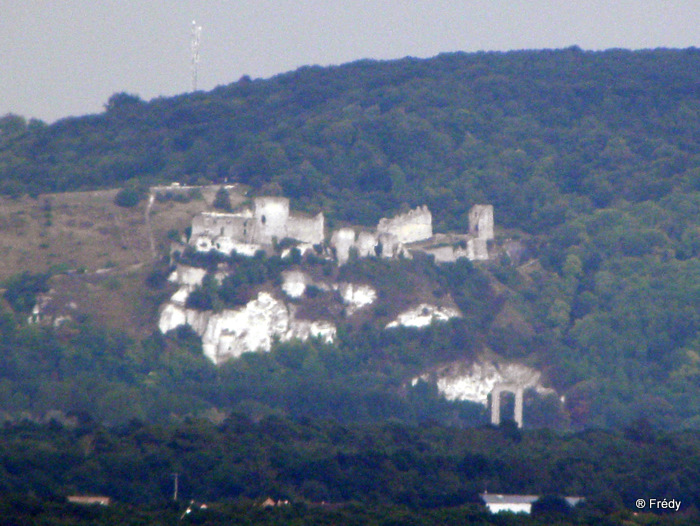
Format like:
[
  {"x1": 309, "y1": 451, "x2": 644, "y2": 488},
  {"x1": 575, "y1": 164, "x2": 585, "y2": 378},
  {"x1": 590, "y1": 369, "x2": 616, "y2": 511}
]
[
  {"x1": 0, "y1": 48, "x2": 699, "y2": 431},
  {"x1": 0, "y1": 417, "x2": 697, "y2": 524},
  {"x1": 2, "y1": 48, "x2": 699, "y2": 229}
]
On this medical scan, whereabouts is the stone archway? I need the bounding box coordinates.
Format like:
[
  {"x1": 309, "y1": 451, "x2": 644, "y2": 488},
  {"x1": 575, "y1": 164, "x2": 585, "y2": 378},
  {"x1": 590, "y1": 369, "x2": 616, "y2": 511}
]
[{"x1": 490, "y1": 383, "x2": 524, "y2": 428}]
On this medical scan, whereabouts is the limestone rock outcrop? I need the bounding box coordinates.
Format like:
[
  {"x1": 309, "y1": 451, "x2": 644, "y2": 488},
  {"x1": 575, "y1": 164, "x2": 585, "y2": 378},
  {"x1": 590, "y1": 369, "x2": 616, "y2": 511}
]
[
  {"x1": 386, "y1": 304, "x2": 461, "y2": 328},
  {"x1": 412, "y1": 358, "x2": 555, "y2": 406},
  {"x1": 159, "y1": 264, "x2": 386, "y2": 364},
  {"x1": 281, "y1": 270, "x2": 309, "y2": 298},
  {"x1": 337, "y1": 282, "x2": 377, "y2": 316},
  {"x1": 159, "y1": 291, "x2": 336, "y2": 365}
]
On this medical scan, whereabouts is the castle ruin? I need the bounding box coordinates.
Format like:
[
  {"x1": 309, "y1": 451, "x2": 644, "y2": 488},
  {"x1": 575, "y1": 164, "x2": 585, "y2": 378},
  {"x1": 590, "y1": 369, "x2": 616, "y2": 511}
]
[
  {"x1": 188, "y1": 194, "x2": 494, "y2": 266},
  {"x1": 469, "y1": 205, "x2": 494, "y2": 240},
  {"x1": 329, "y1": 204, "x2": 494, "y2": 265},
  {"x1": 190, "y1": 196, "x2": 324, "y2": 254}
]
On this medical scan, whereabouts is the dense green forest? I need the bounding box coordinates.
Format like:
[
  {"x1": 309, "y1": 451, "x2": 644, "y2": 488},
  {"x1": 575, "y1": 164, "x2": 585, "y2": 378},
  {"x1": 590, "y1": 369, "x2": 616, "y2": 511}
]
[
  {"x1": 1, "y1": 48, "x2": 699, "y2": 432},
  {"x1": 0, "y1": 417, "x2": 697, "y2": 524},
  {"x1": 1, "y1": 46, "x2": 699, "y2": 524},
  {"x1": 2, "y1": 48, "x2": 699, "y2": 231}
]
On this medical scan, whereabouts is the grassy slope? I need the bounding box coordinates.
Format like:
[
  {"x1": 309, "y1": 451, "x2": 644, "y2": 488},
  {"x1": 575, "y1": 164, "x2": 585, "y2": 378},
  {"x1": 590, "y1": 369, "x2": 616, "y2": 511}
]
[{"x1": 0, "y1": 186, "x2": 245, "y2": 336}]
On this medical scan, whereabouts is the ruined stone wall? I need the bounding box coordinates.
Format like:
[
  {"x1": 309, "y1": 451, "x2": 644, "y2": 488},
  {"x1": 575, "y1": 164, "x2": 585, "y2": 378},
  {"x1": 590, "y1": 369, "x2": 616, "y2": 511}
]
[
  {"x1": 190, "y1": 214, "x2": 210, "y2": 240},
  {"x1": 491, "y1": 384, "x2": 524, "y2": 428},
  {"x1": 378, "y1": 232, "x2": 399, "y2": 258},
  {"x1": 423, "y1": 245, "x2": 466, "y2": 263},
  {"x1": 190, "y1": 197, "x2": 326, "y2": 252},
  {"x1": 356, "y1": 232, "x2": 378, "y2": 258},
  {"x1": 192, "y1": 212, "x2": 248, "y2": 239},
  {"x1": 469, "y1": 238, "x2": 489, "y2": 260},
  {"x1": 418, "y1": 238, "x2": 487, "y2": 262},
  {"x1": 377, "y1": 206, "x2": 432, "y2": 244},
  {"x1": 190, "y1": 211, "x2": 255, "y2": 251},
  {"x1": 330, "y1": 206, "x2": 433, "y2": 264},
  {"x1": 331, "y1": 229, "x2": 384, "y2": 264},
  {"x1": 331, "y1": 228, "x2": 356, "y2": 265},
  {"x1": 286, "y1": 212, "x2": 324, "y2": 244}
]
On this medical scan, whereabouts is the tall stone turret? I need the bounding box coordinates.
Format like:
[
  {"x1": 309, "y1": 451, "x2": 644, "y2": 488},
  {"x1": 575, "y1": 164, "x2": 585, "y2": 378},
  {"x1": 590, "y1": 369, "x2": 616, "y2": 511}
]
[
  {"x1": 253, "y1": 197, "x2": 290, "y2": 244},
  {"x1": 469, "y1": 205, "x2": 494, "y2": 240}
]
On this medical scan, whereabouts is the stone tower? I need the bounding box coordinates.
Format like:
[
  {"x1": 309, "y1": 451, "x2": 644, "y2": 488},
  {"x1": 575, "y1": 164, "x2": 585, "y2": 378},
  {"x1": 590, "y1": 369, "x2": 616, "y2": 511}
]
[
  {"x1": 469, "y1": 205, "x2": 494, "y2": 240},
  {"x1": 253, "y1": 197, "x2": 290, "y2": 244}
]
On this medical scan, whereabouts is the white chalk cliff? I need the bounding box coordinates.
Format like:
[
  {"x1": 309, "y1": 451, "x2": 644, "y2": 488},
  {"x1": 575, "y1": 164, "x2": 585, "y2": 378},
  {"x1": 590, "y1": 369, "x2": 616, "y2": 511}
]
[
  {"x1": 386, "y1": 304, "x2": 461, "y2": 328},
  {"x1": 280, "y1": 270, "x2": 377, "y2": 316},
  {"x1": 159, "y1": 291, "x2": 336, "y2": 365},
  {"x1": 160, "y1": 267, "x2": 380, "y2": 365},
  {"x1": 281, "y1": 270, "x2": 309, "y2": 298},
  {"x1": 412, "y1": 358, "x2": 554, "y2": 406},
  {"x1": 336, "y1": 282, "x2": 377, "y2": 316}
]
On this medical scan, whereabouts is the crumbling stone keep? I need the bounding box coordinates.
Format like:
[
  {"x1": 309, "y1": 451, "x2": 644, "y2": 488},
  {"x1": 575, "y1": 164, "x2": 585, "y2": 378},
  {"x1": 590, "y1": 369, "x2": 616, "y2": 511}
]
[
  {"x1": 190, "y1": 196, "x2": 324, "y2": 255},
  {"x1": 190, "y1": 194, "x2": 493, "y2": 265}
]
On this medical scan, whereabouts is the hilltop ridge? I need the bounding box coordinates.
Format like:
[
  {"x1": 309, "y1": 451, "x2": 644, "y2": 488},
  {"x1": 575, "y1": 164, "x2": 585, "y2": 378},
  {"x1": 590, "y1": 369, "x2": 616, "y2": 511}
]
[{"x1": 0, "y1": 48, "x2": 699, "y2": 430}]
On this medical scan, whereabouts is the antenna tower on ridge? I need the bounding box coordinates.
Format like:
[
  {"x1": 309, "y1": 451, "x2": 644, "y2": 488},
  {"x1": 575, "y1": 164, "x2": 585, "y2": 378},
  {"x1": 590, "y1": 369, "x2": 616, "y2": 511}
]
[{"x1": 190, "y1": 20, "x2": 202, "y2": 91}]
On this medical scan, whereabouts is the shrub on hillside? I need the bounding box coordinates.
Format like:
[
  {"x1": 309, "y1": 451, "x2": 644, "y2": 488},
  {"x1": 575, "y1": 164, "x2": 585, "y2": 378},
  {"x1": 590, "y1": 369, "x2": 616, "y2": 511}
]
[
  {"x1": 3, "y1": 272, "x2": 50, "y2": 314},
  {"x1": 213, "y1": 187, "x2": 232, "y2": 211},
  {"x1": 114, "y1": 187, "x2": 142, "y2": 207}
]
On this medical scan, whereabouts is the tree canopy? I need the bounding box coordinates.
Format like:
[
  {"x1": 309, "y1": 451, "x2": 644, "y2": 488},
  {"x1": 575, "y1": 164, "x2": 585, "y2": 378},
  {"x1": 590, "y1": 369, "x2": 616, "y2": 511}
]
[{"x1": 0, "y1": 48, "x2": 699, "y2": 431}]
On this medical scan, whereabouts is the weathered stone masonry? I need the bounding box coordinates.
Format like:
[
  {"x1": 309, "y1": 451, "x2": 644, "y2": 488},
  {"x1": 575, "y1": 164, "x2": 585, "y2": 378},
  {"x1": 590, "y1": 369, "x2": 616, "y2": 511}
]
[
  {"x1": 190, "y1": 197, "x2": 324, "y2": 254},
  {"x1": 330, "y1": 204, "x2": 494, "y2": 265}
]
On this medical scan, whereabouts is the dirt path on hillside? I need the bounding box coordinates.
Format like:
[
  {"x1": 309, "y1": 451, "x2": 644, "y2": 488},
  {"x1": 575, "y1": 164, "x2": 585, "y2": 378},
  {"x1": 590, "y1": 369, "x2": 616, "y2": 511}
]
[{"x1": 145, "y1": 193, "x2": 156, "y2": 260}]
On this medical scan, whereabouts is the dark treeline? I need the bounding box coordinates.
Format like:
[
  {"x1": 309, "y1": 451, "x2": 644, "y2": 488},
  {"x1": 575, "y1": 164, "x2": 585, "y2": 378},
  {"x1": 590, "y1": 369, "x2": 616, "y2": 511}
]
[
  {"x1": 4, "y1": 499, "x2": 696, "y2": 526},
  {"x1": 0, "y1": 417, "x2": 697, "y2": 524}
]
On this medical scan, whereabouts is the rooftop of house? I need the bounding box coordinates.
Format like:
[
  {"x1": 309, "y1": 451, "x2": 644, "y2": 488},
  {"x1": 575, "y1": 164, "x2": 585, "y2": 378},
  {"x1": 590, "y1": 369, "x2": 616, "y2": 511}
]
[
  {"x1": 67, "y1": 495, "x2": 111, "y2": 506},
  {"x1": 480, "y1": 493, "x2": 584, "y2": 507},
  {"x1": 480, "y1": 493, "x2": 539, "y2": 505}
]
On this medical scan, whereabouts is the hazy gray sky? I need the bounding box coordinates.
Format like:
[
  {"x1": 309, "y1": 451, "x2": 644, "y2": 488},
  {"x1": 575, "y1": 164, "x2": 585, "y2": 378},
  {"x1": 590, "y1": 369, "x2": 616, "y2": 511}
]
[{"x1": 2, "y1": 1, "x2": 699, "y2": 123}]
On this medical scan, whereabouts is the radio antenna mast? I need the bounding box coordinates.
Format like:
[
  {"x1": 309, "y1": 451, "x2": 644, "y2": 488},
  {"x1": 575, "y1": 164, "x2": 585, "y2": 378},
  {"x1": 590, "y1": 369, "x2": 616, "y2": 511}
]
[
  {"x1": 190, "y1": 20, "x2": 202, "y2": 91},
  {"x1": 172, "y1": 472, "x2": 179, "y2": 501}
]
